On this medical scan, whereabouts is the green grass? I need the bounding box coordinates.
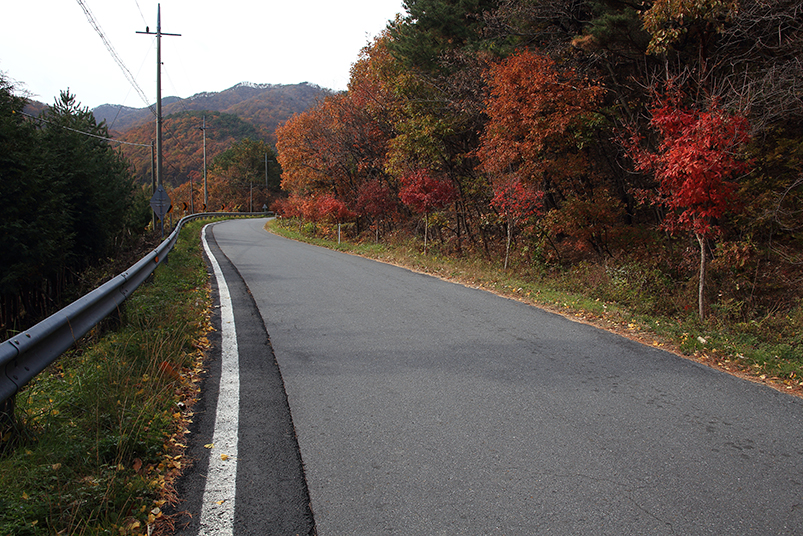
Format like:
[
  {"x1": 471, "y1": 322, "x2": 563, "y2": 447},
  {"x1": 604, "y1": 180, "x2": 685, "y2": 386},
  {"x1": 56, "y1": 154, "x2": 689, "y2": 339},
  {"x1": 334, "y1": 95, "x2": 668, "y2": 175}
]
[
  {"x1": 0, "y1": 219, "x2": 214, "y2": 536},
  {"x1": 268, "y1": 219, "x2": 803, "y2": 394}
]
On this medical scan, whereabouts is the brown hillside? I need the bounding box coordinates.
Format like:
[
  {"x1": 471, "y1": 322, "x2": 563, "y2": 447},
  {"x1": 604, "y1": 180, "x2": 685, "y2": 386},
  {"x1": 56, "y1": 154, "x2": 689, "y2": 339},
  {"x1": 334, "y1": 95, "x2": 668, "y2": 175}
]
[
  {"x1": 117, "y1": 111, "x2": 268, "y2": 188},
  {"x1": 100, "y1": 83, "x2": 331, "y2": 188},
  {"x1": 94, "y1": 82, "x2": 330, "y2": 133}
]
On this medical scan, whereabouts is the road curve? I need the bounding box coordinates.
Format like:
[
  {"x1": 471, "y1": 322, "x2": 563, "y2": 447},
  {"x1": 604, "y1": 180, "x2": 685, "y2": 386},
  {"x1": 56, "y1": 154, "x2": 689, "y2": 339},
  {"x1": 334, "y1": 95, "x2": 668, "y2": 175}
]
[{"x1": 212, "y1": 217, "x2": 803, "y2": 535}]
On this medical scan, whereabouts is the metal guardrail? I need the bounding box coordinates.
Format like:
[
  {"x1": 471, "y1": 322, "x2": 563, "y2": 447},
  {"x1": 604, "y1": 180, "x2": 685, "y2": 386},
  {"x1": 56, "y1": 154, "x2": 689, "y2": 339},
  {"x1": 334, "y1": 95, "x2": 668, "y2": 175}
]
[{"x1": 0, "y1": 212, "x2": 271, "y2": 406}]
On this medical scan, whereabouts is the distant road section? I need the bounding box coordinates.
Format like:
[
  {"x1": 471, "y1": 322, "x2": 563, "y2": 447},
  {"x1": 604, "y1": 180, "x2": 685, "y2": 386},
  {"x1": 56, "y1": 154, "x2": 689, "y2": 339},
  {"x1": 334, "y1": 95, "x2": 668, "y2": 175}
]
[{"x1": 213, "y1": 218, "x2": 803, "y2": 536}]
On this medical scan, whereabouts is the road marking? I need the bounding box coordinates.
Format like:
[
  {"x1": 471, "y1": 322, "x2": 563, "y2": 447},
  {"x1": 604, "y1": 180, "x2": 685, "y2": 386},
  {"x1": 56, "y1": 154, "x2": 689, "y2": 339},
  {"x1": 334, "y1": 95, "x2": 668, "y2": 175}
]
[{"x1": 199, "y1": 224, "x2": 239, "y2": 535}]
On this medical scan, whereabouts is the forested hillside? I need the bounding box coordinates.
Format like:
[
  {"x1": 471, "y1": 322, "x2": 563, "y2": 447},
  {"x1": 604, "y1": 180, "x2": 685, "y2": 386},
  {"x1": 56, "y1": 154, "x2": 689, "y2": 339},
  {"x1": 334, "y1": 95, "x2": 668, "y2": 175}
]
[
  {"x1": 117, "y1": 110, "x2": 267, "y2": 188},
  {"x1": 275, "y1": 0, "x2": 803, "y2": 360},
  {"x1": 94, "y1": 82, "x2": 330, "y2": 134},
  {"x1": 1, "y1": 79, "x2": 149, "y2": 336},
  {"x1": 97, "y1": 82, "x2": 330, "y2": 188}
]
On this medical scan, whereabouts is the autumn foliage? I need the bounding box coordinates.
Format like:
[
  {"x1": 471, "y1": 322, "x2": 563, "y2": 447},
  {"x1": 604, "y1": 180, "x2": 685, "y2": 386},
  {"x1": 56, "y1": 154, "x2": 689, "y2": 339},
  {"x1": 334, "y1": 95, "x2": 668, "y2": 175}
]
[
  {"x1": 273, "y1": 1, "x2": 803, "y2": 327},
  {"x1": 319, "y1": 195, "x2": 357, "y2": 224},
  {"x1": 399, "y1": 169, "x2": 457, "y2": 252},
  {"x1": 627, "y1": 90, "x2": 751, "y2": 318},
  {"x1": 490, "y1": 177, "x2": 544, "y2": 268},
  {"x1": 398, "y1": 169, "x2": 457, "y2": 216},
  {"x1": 478, "y1": 50, "x2": 603, "y2": 196},
  {"x1": 630, "y1": 93, "x2": 750, "y2": 237}
]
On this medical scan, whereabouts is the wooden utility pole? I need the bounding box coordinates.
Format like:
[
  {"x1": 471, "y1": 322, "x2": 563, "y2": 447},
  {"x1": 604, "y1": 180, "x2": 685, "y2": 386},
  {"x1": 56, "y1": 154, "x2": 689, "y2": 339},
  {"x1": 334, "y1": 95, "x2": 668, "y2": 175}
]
[
  {"x1": 201, "y1": 116, "x2": 208, "y2": 208},
  {"x1": 150, "y1": 141, "x2": 156, "y2": 228},
  {"x1": 137, "y1": 4, "x2": 180, "y2": 191}
]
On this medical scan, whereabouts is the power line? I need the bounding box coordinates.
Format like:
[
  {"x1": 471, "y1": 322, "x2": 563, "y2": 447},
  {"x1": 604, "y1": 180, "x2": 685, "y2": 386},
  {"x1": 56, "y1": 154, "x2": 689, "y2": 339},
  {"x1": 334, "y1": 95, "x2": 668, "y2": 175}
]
[
  {"x1": 74, "y1": 0, "x2": 156, "y2": 117},
  {"x1": 19, "y1": 110, "x2": 152, "y2": 148},
  {"x1": 132, "y1": 0, "x2": 149, "y2": 27}
]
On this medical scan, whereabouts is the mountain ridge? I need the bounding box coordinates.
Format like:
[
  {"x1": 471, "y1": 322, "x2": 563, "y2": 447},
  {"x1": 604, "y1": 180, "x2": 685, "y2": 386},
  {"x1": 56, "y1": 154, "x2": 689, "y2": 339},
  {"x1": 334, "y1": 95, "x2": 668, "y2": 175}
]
[
  {"x1": 93, "y1": 81, "x2": 331, "y2": 133},
  {"x1": 94, "y1": 81, "x2": 331, "y2": 188}
]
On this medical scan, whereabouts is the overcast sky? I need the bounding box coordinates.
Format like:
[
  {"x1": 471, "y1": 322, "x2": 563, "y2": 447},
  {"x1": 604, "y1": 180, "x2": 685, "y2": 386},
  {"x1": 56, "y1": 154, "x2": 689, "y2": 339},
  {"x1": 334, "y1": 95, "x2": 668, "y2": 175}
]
[{"x1": 1, "y1": 0, "x2": 405, "y2": 110}]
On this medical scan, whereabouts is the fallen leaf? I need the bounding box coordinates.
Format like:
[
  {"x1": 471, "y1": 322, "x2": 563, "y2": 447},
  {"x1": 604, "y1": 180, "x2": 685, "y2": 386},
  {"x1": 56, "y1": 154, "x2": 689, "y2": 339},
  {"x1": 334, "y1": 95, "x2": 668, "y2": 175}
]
[
  {"x1": 204, "y1": 443, "x2": 214, "y2": 449},
  {"x1": 220, "y1": 454, "x2": 229, "y2": 461}
]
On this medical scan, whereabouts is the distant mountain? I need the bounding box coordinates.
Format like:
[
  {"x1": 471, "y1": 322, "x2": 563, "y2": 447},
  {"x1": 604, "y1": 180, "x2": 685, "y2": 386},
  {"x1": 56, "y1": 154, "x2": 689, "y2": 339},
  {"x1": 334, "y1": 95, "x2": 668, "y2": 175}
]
[
  {"x1": 20, "y1": 82, "x2": 330, "y2": 188},
  {"x1": 94, "y1": 81, "x2": 331, "y2": 135},
  {"x1": 116, "y1": 110, "x2": 269, "y2": 188},
  {"x1": 92, "y1": 82, "x2": 332, "y2": 188}
]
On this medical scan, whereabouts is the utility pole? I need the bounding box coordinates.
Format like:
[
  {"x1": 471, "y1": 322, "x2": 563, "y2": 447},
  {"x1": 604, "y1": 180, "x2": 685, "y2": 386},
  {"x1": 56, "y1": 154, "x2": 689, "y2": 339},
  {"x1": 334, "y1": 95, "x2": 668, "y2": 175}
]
[
  {"x1": 137, "y1": 4, "x2": 180, "y2": 191},
  {"x1": 150, "y1": 141, "x2": 156, "y2": 228},
  {"x1": 200, "y1": 116, "x2": 208, "y2": 209}
]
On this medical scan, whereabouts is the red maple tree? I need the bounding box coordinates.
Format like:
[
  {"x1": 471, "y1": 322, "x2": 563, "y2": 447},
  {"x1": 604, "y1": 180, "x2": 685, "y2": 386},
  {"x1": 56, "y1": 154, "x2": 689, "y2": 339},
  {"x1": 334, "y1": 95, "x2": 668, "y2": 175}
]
[
  {"x1": 629, "y1": 91, "x2": 750, "y2": 318},
  {"x1": 319, "y1": 194, "x2": 356, "y2": 243},
  {"x1": 356, "y1": 180, "x2": 397, "y2": 242},
  {"x1": 490, "y1": 177, "x2": 544, "y2": 269},
  {"x1": 399, "y1": 169, "x2": 457, "y2": 253}
]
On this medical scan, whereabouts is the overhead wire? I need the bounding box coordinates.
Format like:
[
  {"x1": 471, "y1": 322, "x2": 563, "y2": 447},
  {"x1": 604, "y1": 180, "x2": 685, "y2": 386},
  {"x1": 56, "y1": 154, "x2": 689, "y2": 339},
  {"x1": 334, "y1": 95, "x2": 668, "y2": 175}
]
[
  {"x1": 132, "y1": 0, "x2": 149, "y2": 28},
  {"x1": 106, "y1": 39, "x2": 155, "y2": 131},
  {"x1": 74, "y1": 0, "x2": 155, "y2": 117},
  {"x1": 19, "y1": 110, "x2": 152, "y2": 148},
  {"x1": 73, "y1": 0, "x2": 198, "y2": 184}
]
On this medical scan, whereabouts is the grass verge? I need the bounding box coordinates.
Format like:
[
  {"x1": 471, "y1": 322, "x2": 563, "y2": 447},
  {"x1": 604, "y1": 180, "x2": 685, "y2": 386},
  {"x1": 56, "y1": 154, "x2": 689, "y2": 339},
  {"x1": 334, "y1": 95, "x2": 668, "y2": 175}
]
[
  {"x1": 267, "y1": 219, "x2": 803, "y2": 397},
  {"x1": 0, "y1": 219, "x2": 215, "y2": 536}
]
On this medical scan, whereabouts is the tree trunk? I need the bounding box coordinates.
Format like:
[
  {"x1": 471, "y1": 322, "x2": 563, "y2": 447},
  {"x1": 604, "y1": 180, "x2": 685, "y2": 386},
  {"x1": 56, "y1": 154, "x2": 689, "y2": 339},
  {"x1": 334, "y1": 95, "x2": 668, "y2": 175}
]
[
  {"x1": 696, "y1": 232, "x2": 707, "y2": 320},
  {"x1": 504, "y1": 221, "x2": 511, "y2": 270},
  {"x1": 424, "y1": 212, "x2": 429, "y2": 254}
]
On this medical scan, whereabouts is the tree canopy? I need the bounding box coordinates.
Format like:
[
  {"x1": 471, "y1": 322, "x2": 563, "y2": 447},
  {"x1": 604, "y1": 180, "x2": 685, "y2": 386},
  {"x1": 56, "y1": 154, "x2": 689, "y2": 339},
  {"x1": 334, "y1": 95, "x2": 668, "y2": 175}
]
[
  {"x1": 0, "y1": 79, "x2": 143, "y2": 335},
  {"x1": 274, "y1": 0, "x2": 803, "y2": 322}
]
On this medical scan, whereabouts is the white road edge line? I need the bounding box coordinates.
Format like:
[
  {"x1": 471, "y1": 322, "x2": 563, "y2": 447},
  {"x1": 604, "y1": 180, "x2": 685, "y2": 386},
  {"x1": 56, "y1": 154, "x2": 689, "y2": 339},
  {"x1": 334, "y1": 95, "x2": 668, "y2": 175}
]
[{"x1": 199, "y1": 224, "x2": 240, "y2": 535}]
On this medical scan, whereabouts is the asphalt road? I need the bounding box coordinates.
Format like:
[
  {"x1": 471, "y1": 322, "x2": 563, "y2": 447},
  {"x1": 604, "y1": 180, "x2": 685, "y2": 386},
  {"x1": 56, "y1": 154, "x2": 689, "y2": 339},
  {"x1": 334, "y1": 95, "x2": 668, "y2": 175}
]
[{"x1": 194, "y1": 218, "x2": 803, "y2": 535}]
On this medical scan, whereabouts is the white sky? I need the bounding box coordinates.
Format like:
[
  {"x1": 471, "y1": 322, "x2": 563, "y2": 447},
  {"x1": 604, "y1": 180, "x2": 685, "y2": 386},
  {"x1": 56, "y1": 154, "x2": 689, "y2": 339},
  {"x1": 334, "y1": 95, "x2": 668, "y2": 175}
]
[{"x1": 1, "y1": 0, "x2": 404, "y2": 110}]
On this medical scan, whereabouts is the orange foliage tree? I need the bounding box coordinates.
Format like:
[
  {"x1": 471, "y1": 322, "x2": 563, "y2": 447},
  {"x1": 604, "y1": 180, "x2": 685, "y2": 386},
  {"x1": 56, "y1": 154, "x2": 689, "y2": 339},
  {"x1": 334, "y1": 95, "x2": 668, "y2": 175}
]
[
  {"x1": 477, "y1": 50, "x2": 603, "y2": 203},
  {"x1": 276, "y1": 34, "x2": 402, "y2": 234},
  {"x1": 277, "y1": 71, "x2": 393, "y2": 203}
]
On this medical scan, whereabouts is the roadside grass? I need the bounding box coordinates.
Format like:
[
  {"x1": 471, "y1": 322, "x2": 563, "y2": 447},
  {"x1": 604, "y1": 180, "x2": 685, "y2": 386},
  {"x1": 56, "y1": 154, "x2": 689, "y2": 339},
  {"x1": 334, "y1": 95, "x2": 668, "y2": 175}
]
[
  {"x1": 268, "y1": 219, "x2": 803, "y2": 396},
  {"x1": 0, "y1": 219, "x2": 214, "y2": 536}
]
